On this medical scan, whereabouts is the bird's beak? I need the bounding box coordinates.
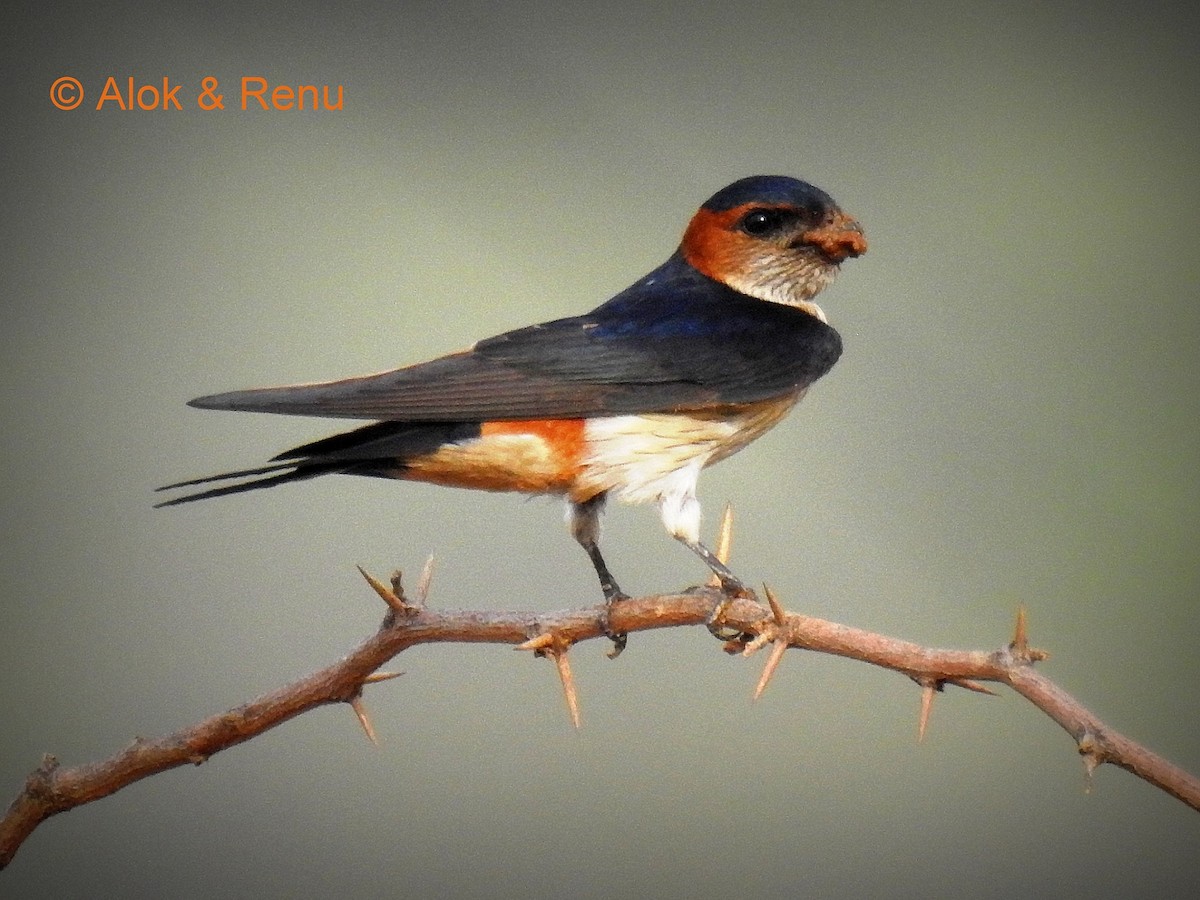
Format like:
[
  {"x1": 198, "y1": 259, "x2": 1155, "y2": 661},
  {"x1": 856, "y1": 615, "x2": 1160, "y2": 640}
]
[{"x1": 801, "y1": 211, "x2": 867, "y2": 263}]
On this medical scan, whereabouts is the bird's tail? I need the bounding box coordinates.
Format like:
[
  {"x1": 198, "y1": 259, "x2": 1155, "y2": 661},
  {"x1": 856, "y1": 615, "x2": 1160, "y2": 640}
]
[
  {"x1": 154, "y1": 420, "x2": 472, "y2": 507},
  {"x1": 154, "y1": 462, "x2": 331, "y2": 507}
]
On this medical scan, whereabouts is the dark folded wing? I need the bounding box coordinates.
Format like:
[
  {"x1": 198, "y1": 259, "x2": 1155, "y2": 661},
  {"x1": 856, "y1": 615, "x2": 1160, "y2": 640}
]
[{"x1": 188, "y1": 269, "x2": 842, "y2": 422}]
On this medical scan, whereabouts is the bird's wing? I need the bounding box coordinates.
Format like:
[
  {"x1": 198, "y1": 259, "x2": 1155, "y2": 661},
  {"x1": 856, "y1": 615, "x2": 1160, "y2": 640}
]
[{"x1": 188, "y1": 269, "x2": 842, "y2": 422}]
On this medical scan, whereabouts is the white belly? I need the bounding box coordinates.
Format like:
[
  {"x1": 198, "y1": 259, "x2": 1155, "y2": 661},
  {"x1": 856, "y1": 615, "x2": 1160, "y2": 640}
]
[{"x1": 573, "y1": 392, "x2": 804, "y2": 506}]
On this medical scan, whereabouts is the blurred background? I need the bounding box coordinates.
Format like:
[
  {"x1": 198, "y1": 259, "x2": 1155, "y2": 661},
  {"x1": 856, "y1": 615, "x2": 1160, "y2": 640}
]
[{"x1": 3, "y1": 1, "x2": 1198, "y2": 896}]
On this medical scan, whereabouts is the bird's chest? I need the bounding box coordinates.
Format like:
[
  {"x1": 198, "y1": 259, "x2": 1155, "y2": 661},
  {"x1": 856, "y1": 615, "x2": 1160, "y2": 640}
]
[{"x1": 572, "y1": 391, "x2": 803, "y2": 504}]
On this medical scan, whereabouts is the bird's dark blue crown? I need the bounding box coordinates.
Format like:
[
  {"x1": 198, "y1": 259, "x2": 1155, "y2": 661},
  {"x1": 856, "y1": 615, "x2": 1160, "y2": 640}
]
[{"x1": 700, "y1": 175, "x2": 835, "y2": 213}]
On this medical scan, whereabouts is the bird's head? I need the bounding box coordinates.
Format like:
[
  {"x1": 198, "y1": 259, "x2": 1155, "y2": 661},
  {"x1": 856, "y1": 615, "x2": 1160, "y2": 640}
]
[{"x1": 680, "y1": 175, "x2": 866, "y2": 319}]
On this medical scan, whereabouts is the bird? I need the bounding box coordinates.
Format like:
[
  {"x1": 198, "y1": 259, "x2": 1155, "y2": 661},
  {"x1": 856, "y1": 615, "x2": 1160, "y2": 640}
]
[{"x1": 157, "y1": 175, "x2": 866, "y2": 653}]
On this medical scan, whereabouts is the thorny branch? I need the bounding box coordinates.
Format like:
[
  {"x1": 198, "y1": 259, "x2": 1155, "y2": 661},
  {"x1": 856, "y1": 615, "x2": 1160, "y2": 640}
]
[{"x1": 3, "y1": 539, "x2": 1198, "y2": 869}]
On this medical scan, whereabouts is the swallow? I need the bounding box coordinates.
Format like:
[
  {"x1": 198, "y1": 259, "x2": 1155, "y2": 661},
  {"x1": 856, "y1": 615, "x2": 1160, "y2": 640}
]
[{"x1": 157, "y1": 175, "x2": 866, "y2": 653}]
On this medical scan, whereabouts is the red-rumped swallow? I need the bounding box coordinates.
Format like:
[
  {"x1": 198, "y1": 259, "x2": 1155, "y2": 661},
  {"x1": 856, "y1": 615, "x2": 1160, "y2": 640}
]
[{"x1": 158, "y1": 175, "x2": 866, "y2": 652}]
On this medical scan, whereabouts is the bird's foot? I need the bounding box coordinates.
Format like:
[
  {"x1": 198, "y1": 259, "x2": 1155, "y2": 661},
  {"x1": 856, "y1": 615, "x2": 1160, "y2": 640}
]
[
  {"x1": 680, "y1": 537, "x2": 754, "y2": 640},
  {"x1": 706, "y1": 574, "x2": 755, "y2": 643},
  {"x1": 601, "y1": 586, "x2": 630, "y2": 659}
]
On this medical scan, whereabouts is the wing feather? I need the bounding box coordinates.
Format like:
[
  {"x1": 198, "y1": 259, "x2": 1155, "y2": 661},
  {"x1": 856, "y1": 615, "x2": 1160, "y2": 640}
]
[{"x1": 188, "y1": 258, "x2": 842, "y2": 422}]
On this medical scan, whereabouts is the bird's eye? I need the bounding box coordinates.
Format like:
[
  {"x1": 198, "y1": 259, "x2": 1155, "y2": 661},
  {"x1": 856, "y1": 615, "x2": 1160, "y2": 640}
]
[{"x1": 740, "y1": 209, "x2": 784, "y2": 236}]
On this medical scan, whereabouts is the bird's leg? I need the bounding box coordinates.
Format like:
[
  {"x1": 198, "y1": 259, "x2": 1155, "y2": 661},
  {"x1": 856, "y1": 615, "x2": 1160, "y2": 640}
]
[
  {"x1": 681, "y1": 538, "x2": 747, "y2": 595},
  {"x1": 569, "y1": 494, "x2": 628, "y2": 657},
  {"x1": 582, "y1": 539, "x2": 627, "y2": 604},
  {"x1": 585, "y1": 547, "x2": 630, "y2": 658},
  {"x1": 678, "y1": 537, "x2": 754, "y2": 641},
  {"x1": 660, "y1": 489, "x2": 753, "y2": 640}
]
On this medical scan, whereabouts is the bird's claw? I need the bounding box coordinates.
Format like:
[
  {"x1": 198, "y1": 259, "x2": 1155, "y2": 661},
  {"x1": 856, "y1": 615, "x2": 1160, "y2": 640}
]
[
  {"x1": 705, "y1": 578, "x2": 754, "y2": 643},
  {"x1": 601, "y1": 589, "x2": 630, "y2": 659},
  {"x1": 705, "y1": 602, "x2": 746, "y2": 642}
]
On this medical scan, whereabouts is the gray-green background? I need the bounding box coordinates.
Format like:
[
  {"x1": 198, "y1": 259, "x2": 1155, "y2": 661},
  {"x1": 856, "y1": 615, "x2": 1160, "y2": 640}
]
[{"x1": 4, "y1": 1, "x2": 1198, "y2": 896}]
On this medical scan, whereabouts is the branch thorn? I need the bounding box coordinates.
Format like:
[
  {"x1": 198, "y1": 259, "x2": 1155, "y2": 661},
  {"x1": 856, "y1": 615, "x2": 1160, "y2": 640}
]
[
  {"x1": 357, "y1": 565, "x2": 407, "y2": 614},
  {"x1": 1078, "y1": 729, "x2": 1104, "y2": 793},
  {"x1": 1012, "y1": 605, "x2": 1029, "y2": 656},
  {"x1": 753, "y1": 638, "x2": 789, "y2": 701},
  {"x1": 947, "y1": 678, "x2": 997, "y2": 697},
  {"x1": 917, "y1": 679, "x2": 939, "y2": 741},
  {"x1": 514, "y1": 632, "x2": 555, "y2": 653},
  {"x1": 763, "y1": 583, "x2": 786, "y2": 627},
  {"x1": 742, "y1": 628, "x2": 773, "y2": 656},
  {"x1": 415, "y1": 554, "x2": 436, "y2": 606},
  {"x1": 554, "y1": 646, "x2": 582, "y2": 729},
  {"x1": 516, "y1": 631, "x2": 581, "y2": 727},
  {"x1": 349, "y1": 695, "x2": 380, "y2": 746},
  {"x1": 1008, "y1": 604, "x2": 1049, "y2": 663},
  {"x1": 362, "y1": 670, "x2": 404, "y2": 684}
]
